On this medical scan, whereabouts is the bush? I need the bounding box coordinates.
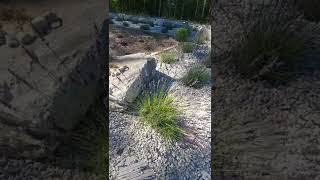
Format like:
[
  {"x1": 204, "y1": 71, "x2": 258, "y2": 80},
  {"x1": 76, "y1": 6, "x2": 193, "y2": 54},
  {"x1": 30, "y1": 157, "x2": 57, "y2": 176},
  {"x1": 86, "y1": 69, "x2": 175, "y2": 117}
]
[
  {"x1": 230, "y1": 5, "x2": 320, "y2": 84},
  {"x1": 122, "y1": 21, "x2": 129, "y2": 27},
  {"x1": 176, "y1": 28, "x2": 188, "y2": 42},
  {"x1": 138, "y1": 91, "x2": 181, "y2": 139},
  {"x1": 160, "y1": 52, "x2": 176, "y2": 64},
  {"x1": 140, "y1": 24, "x2": 150, "y2": 30},
  {"x1": 194, "y1": 32, "x2": 207, "y2": 44},
  {"x1": 182, "y1": 65, "x2": 210, "y2": 88},
  {"x1": 181, "y1": 42, "x2": 194, "y2": 53}
]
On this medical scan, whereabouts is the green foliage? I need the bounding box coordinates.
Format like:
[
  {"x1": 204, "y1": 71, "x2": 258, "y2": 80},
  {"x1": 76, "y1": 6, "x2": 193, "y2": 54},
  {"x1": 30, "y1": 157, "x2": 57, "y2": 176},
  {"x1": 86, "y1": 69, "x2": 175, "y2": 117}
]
[
  {"x1": 231, "y1": 6, "x2": 320, "y2": 84},
  {"x1": 109, "y1": 0, "x2": 211, "y2": 23},
  {"x1": 54, "y1": 98, "x2": 107, "y2": 179},
  {"x1": 160, "y1": 51, "x2": 177, "y2": 63},
  {"x1": 138, "y1": 91, "x2": 181, "y2": 139},
  {"x1": 182, "y1": 65, "x2": 210, "y2": 88},
  {"x1": 140, "y1": 24, "x2": 150, "y2": 30},
  {"x1": 176, "y1": 28, "x2": 188, "y2": 42},
  {"x1": 181, "y1": 42, "x2": 194, "y2": 53},
  {"x1": 194, "y1": 31, "x2": 207, "y2": 44}
]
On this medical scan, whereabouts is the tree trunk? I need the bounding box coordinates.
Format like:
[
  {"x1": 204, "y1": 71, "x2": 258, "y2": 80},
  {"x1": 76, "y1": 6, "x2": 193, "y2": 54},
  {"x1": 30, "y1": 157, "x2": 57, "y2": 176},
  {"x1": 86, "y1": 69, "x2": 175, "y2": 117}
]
[
  {"x1": 195, "y1": 0, "x2": 199, "y2": 19},
  {"x1": 181, "y1": 1, "x2": 185, "y2": 19},
  {"x1": 159, "y1": 0, "x2": 162, "y2": 16},
  {"x1": 202, "y1": 0, "x2": 207, "y2": 18}
]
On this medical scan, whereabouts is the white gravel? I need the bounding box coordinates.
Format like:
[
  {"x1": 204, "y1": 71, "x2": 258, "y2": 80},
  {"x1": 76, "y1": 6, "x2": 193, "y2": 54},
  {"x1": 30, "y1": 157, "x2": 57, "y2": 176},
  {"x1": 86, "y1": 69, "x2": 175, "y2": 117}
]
[{"x1": 109, "y1": 38, "x2": 211, "y2": 179}]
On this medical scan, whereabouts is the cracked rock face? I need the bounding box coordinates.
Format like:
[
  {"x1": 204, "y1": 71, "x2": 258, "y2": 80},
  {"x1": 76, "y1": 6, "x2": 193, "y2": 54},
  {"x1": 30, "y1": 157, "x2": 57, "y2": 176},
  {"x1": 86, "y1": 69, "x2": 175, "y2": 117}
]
[{"x1": 109, "y1": 58, "x2": 157, "y2": 110}]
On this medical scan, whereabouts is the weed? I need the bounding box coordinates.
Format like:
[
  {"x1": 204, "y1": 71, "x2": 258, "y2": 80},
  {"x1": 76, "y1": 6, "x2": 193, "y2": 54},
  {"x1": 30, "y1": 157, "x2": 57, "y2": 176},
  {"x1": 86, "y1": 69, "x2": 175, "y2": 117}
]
[
  {"x1": 160, "y1": 51, "x2": 177, "y2": 64},
  {"x1": 138, "y1": 90, "x2": 181, "y2": 139},
  {"x1": 182, "y1": 65, "x2": 210, "y2": 88},
  {"x1": 230, "y1": 4, "x2": 320, "y2": 84},
  {"x1": 194, "y1": 31, "x2": 207, "y2": 44},
  {"x1": 176, "y1": 28, "x2": 189, "y2": 42},
  {"x1": 181, "y1": 42, "x2": 194, "y2": 53}
]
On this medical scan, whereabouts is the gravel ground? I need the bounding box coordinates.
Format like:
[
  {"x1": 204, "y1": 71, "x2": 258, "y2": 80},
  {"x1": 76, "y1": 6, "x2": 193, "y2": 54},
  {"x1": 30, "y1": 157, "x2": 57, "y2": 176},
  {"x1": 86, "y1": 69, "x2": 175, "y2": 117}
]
[
  {"x1": 109, "y1": 36, "x2": 211, "y2": 179},
  {"x1": 0, "y1": 158, "x2": 99, "y2": 180}
]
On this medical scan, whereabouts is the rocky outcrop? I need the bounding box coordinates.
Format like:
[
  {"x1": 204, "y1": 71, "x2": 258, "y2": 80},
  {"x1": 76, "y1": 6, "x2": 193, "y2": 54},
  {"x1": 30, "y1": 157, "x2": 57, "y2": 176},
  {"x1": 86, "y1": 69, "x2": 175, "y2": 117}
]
[
  {"x1": 109, "y1": 58, "x2": 157, "y2": 111},
  {"x1": 0, "y1": 7, "x2": 107, "y2": 161}
]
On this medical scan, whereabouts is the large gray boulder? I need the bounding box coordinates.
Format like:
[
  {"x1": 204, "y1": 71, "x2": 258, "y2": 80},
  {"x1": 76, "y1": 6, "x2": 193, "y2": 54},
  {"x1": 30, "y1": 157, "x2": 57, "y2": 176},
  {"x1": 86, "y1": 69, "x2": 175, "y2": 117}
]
[
  {"x1": 0, "y1": 3, "x2": 107, "y2": 160},
  {"x1": 109, "y1": 58, "x2": 157, "y2": 110}
]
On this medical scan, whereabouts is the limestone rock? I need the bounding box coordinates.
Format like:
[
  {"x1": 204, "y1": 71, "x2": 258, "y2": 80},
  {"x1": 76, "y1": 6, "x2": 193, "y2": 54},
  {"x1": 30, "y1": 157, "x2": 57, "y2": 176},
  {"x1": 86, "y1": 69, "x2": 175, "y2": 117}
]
[
  {"x1": 31, "y1": 16, "x2": 50, "y2": 36},
  {"x1": 109, "y1": 58, "x2": 157, "y2": 107},
  {"x1": 44, "y1": 12, "x2": 63, "y2": 29},
  {"x1": 6, "y1": 35, "x2": 19, "y2": 48},
  {"x1": 16, "y1": 32, "x2": 36, "y2": 45}
]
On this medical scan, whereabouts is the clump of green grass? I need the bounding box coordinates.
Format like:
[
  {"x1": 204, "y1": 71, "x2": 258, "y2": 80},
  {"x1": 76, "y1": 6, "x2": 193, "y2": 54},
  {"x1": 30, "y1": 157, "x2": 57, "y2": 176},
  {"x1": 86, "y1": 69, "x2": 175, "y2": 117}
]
[
  {"x1": 176, "y1": 28, "x2": 188, "y2": 42},
  {"x1": 231, "y1": 4, "x2": 320, "y2": 84},
  {"x1": 181, "y1": 42, "x2": 194, "y2": 53},
  {"x1": 182, "y1": 65, "x2": 210, "y2": 88},
  {"x1": 138, "y1": 91, "x2": 181, "y2": 139},
  {"x1": 160, "y1": 51, "x2": 177, "y2": 64},
  {"x1": 194, "y1": 31, "x2": 207, "y2": 44}
]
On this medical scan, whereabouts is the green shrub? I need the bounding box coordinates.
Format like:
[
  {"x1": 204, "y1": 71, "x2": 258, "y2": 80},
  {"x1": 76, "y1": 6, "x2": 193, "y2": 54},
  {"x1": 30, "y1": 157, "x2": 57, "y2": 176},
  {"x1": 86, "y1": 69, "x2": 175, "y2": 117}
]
[
  {"x1": 140, "y1": 24, "x2": 150, "y2": 30},
  {"x1": 231, "y1": 6, "x2": 320, "y2": 84},
  {"x1": 194, "y1": 32, "x2": 207, "y2": 44},
  {"x1": 160, "y1": 51, "x2": 176, "y2": 64},
  {"x1": 138, "y1": 91, "x2": 181, "y2": 139},
  {"x1": 176, "y1": 28, "x2": 188, "y2": 42},
  {"x1": 182, "y1": 65, "x2": 210, "y2": 88},
  {"x1": 181, "y1": 42, "x2": 194, "y2": 53}
]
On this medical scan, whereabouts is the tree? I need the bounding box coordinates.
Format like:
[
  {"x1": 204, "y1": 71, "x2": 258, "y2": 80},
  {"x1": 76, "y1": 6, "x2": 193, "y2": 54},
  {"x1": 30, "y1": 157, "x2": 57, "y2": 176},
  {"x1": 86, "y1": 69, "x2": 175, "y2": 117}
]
[{"x1": 202, "y1": 0, "x2": 207, "y2": 18}]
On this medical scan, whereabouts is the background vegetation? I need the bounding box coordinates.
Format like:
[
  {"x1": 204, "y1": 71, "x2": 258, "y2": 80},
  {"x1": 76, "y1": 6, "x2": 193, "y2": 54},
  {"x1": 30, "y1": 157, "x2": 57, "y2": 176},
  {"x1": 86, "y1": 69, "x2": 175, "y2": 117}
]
[{"x1": 110, "y1": 0, "x2": 212, "y2": 23}]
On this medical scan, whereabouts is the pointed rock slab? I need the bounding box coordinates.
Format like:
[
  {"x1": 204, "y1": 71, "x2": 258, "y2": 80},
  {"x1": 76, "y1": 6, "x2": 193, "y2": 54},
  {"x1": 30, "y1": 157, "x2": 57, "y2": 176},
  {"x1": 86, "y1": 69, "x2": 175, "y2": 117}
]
[{"x1": 109, "y1": 58, "x2": 157, "y2": 110}]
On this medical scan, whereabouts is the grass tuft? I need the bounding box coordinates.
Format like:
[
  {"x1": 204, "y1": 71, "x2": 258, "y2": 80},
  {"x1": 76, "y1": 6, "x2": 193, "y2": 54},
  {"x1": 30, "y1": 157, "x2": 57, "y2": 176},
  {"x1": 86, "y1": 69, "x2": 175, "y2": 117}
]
[
  {"x1": 182, "y1": 65, "x2": 210, "y2": 88},
  {"x1": 176, "y1": 28, "x2": 188, "y2": 42},
  {"x1": 160, "y1": 51, "x2": 177, "y2": 64},
  {"x1": 181, "y1": 42, "x2": 194, "y2": 53},
  {"x1": 194, "y1": 31, "x2": 207, "y2": 44},
  {"x1": 230, "y1": 4, "x2": 320, "y2": 84},
  {"x1": 138, "y1": 91, "x2": 181, "y2": 139}
]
